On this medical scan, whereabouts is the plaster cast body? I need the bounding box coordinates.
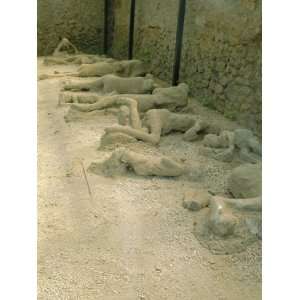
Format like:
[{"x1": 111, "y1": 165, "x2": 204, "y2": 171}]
[
  {"x1": 89, "y1": 147, "x2": 185, "y2": 177},
  {"x1": 203, "y1": 129, "x2": 261, "y2": 163},
  {"x1": 53, "y1": 38, "x2": 79, "y2": 57},
  {"x1": 105, "y1": 108, "x2": 209, "y2": 145},
  {"x1": 62, "y1": 83, "x2": 189, "y2": 112},
  {"x1": 63, "y1": 74, "x2": 155, "y2": 94},
  {"x1": 39, "y1": 59, "x2": 146, "y2": 80}
]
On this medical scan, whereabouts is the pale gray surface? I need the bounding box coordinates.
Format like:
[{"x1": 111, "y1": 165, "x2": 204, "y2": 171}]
[{"x1": 38, "y1": 59, "x2": 261, "y2": 300}]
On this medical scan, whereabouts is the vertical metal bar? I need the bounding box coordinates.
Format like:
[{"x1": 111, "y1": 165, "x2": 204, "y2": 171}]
[
  {"x1": 103, "y1": 0, "x2": 109, "y2": 54},
  {"x1": 172, "y1": 0, "x2": 186, "y2": 86},
  {"x1": 128, "y1": 0, "x2": 136, "y2": 59}
]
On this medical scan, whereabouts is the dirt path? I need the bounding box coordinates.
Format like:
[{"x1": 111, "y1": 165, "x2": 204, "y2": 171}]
[{"x1": 38, "y1": 58, "x2": 261, "y2": 300}]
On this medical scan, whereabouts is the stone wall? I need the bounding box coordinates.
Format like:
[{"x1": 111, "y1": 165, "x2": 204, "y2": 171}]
[
  {"x1": 109, "y1": 0, "x2": 262, "y2": 134},
  {"x1": 37, "y1": 0, "x2": 104, "y2": 56},
  {"x1": 108, "y1": 0, "x2": 131, "y2": 59}
]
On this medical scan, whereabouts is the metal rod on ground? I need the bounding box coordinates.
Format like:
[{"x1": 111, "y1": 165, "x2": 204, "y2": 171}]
[
  {"x1": 172, "y1": 0, "x2": 186, "y2": 86},
  {"x1": 103, "y1": 0, "x2": 109, "y2": 54},
  {"x1": 80, "y1": 160, "x2": 93, "y2": 199},
  {"x1": 128, "y1": 0, "x2": 136, "y2": 59},
  {"x1": 79, "y1": 159, "x2": 110, "y2": 222}
]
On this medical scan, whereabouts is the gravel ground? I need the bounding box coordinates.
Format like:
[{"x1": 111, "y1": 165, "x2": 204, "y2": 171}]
[{"x1": 38, "y1": 58, "x2": 261, "y2": 300}]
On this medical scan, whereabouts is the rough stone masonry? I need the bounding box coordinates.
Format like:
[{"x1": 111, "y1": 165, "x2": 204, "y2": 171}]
[
  {"x1": 109, "y1": 0, "x2": 262, "y2": 136},
  {"x1": 37, "y1": 0, "x2": 104, "y2": 56}
]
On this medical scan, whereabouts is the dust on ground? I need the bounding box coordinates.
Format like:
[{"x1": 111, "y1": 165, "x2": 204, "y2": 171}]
[{"x1": 38, "y1": 58, "x2": 261, "y2": 300}]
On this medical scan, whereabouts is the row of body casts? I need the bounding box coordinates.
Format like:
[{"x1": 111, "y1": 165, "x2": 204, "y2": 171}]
[{"x1": 41, "y1": 38, "x2": 262, "y2": 252}]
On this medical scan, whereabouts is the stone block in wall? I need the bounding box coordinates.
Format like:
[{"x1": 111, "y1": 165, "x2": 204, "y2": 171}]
[
  {"x1": 37, "y1": 0, "x2": 104, "y2": 56},
  {"x1": 108, "y1": 0, "x2": 261, "y2": 134}
]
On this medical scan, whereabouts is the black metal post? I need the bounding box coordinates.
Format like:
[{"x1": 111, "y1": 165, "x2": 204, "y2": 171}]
[
  {"x1": 128, "y1": 0, "x2": 136, "y2": 59},
  {"x1": 103, "y1": 0, "x2": 109, "y2": 54},
  {"x1": 172, "y1": 0, "x2": 186, "y2": 86}
]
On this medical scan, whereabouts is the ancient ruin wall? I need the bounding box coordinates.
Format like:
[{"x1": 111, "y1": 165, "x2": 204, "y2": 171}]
[
  {"x1": 109, "y1": 0, "x2": 262, "y2": 134},
  {"x1": 37, "y1": 0, "x2": 104, "y2": 56},
  {"x1": 107, "y1": 0, "x2": 131, "y2": 59}
]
